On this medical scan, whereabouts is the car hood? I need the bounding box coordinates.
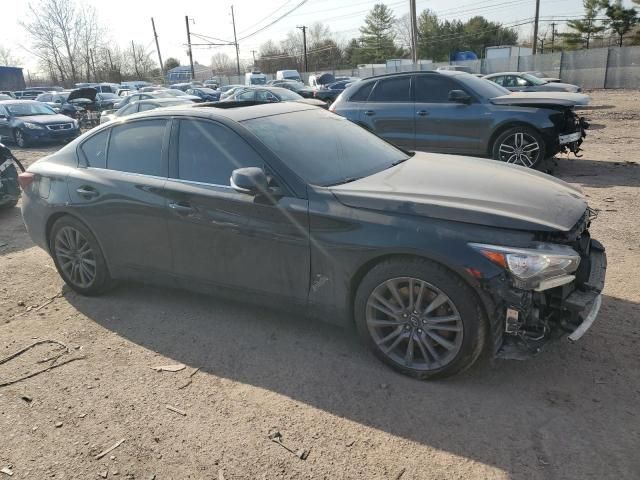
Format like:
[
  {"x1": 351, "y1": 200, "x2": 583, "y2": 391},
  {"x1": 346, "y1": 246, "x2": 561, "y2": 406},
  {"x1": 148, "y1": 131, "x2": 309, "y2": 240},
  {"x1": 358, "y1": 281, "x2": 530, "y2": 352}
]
[
  {"x1": 17, "y1": 114, "x2": 75, "y2": 125},
  {"x1": 491, "y1": 91, "x2": 590, "y2": 106},
  {"x1": 533, "y1": 82, "x2": 579, "y2": 92},
  {"x1": 329, "y1": 153, "x2": 587, "y2": 232},
  {"x1": 67, "y1": 87, "x2": 98, "y2": 102}
]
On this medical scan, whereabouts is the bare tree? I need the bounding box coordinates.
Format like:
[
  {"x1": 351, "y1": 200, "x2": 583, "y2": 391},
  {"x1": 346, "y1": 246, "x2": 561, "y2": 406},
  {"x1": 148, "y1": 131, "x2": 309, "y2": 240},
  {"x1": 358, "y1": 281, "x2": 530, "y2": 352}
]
[
  {"x1": 21, "y1": 0, "x2": 85, "y2": 83},
  {"x1": 0, "y1": 46, "x2": 21, "y2": 66},
  {"x1": 210, "y1": 52, "x2": 235, "y2": 75}
]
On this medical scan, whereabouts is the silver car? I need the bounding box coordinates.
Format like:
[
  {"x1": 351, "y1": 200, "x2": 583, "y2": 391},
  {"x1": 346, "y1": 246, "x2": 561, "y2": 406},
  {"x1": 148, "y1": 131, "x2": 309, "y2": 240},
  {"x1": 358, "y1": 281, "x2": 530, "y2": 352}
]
[
  {"x1": 100, "y1": 98, "x2": 194, "y2": 124},
  {"x1": 483, "y1": 72, "x2": 581, "y2": 93}
]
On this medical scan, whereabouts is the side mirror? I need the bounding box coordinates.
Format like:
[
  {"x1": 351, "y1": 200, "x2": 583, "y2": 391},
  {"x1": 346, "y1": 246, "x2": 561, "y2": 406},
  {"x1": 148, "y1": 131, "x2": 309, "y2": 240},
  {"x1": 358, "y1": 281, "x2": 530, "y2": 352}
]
[
  {"x1": 448, "y1": 90, "x2": 472, "y2": 104},
  {"x1": 230, "y1": 167, "x2": 268, "y2": 195}
]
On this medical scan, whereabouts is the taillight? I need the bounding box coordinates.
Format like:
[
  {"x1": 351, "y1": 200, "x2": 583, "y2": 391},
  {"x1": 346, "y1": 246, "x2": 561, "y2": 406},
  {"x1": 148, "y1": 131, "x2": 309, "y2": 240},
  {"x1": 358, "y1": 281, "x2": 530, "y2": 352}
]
[{"x1": 18, "y1": 172, "x2": 35, "y2": 190}]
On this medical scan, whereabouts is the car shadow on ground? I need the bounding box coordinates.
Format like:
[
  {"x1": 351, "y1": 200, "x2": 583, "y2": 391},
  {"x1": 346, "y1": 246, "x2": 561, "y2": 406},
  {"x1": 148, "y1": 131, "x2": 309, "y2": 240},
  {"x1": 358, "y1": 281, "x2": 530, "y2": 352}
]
[
  {"x1": 66, "y1": 283, "x2": 640, "y2": 479},
  {"x1": 0, "y1": 205, "x2": 33, "y2": 256},
  {"x1": 554, "y1": 157, "x2": 640, "y2": 188}
]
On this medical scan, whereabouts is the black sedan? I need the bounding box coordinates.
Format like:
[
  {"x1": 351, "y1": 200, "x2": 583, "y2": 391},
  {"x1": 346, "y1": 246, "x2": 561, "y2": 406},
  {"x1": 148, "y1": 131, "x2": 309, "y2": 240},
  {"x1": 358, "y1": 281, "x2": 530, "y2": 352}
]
[
  {"x1": 313, "y1": 79, "x2": 357, "y2": 104},
  {"x1": 19, "y1": 103, "x2": 606, "y2": 379},
  {"x1": 222, "y1": 86, "x2": 325, "y2": 107},
  {"x1": 185, "y1": 87, "x2": 221, "y2": 102},
  {"x1": 0, "y1": 100, "x2": 80, "y2": 147},
  {"x1": 331, "y1": 71, "x2": 589, "y2": 167}
]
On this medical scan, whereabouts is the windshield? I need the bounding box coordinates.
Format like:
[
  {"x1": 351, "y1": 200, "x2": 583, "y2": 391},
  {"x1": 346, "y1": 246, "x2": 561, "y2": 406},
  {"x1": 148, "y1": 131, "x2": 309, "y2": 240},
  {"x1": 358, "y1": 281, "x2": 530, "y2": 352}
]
[
  {"x1": 458, "y1": 74, "x2": 510, "y2": 98},
  {"x1": 521, "y1": 73, "x2": 547, "y2": 85},
  {"x1": 242, "y1": 109, "x2": 408, "y2": 186},
  {"x1": 273, "y1": 89, "x2": 303, "y2": 101},
  {"x1": 6, "y1": 102, "x2": 56, "y2": 116}
]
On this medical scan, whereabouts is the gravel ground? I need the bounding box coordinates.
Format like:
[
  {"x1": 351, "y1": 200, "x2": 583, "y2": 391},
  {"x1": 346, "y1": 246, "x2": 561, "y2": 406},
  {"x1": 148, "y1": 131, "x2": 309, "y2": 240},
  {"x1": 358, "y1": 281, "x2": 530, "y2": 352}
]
[{"x1": 0, "y1": 90, "x2": 639, "y2": 480}]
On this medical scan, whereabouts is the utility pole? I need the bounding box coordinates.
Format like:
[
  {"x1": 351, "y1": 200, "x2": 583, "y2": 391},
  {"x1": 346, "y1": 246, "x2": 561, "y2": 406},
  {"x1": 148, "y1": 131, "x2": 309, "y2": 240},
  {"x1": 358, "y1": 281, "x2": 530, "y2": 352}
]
[
  {"x1": 185, "y1": 16, "x2": 195, "y2": 80},
  {"x1": 297, "y1": 25, "x2": 308, "y2": 72},
  {"x1": 532, "y1": 0, "x2": 540, "y2": 54},
  {"x1": 131, "y1": 41, "x2": 141, "y2": 78},
  {"x1": 231, "y1": 6, "x2": 241, "y2": 77},
  {"x1": 409, "y1": 0, "x2": 419, "y2": 64},
  {"x1": 550, "y1": 22, "x2": 556, "y2": 53},
  {"x1": 251, "y1": 50, "x2": 257, "y2": 65},
  {"x1": 151, "y1": 17, "x2": 164, "y2": 76}
]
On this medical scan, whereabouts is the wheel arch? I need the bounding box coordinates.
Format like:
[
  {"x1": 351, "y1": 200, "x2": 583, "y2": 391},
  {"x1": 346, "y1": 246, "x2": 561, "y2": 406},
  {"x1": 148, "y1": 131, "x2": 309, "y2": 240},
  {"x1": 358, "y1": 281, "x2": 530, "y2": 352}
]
[
  {"x1": 487, "y1": 121, "x2": 544, "y2": 157},
  {"x1": 45, "y1": 212, "x2": 113, "y2": 275},
  {"x1": 348, "y1": 252, "x2": 493, "y2": 327}
]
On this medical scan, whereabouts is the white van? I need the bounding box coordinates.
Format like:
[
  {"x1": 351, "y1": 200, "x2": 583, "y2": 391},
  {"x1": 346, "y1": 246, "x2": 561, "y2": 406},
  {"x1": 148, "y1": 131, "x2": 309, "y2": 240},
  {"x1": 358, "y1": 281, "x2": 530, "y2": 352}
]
[
  {"x1": 245, "y1": 71, "x2": 267, "y2": 85},
  {"x1": 276, "y1": 69, "x2": 301, "y2": 82}
]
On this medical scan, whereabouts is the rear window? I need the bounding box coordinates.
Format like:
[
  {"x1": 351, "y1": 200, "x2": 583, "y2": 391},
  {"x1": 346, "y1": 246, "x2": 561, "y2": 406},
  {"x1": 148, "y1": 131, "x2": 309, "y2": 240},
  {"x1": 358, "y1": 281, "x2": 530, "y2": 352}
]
[
  {"x1": 107, "y1": 120, "x2": 166, "y2": 176},
  {"x1": 370, "y1": 76, "x2": 411, "y2": 102},
  {"x1": 349, "y1": 82, "x2": 374, "y2": 101},
  {"x1": 80, "y1": 130, "x2": 109, "y2": 168}
]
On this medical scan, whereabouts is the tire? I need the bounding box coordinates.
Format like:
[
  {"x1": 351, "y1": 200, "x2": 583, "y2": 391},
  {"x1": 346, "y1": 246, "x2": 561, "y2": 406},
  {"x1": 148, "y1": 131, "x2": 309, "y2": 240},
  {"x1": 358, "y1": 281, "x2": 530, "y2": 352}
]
[
  {"x1": 354, "y1": 257, "x2": 487, "y2": 380},
  {"x1": 491, "y1": 126, "x2": 546, "y2": 168},
  {"x1": 0, "y1": 197, "x2": 19, "y2": 209},
  {"x1": 49, "y1": 216, "x2": 111, "y2": 296},
  {"x1": 14, "y1": 129, "x2": 28, "y2": 148}
]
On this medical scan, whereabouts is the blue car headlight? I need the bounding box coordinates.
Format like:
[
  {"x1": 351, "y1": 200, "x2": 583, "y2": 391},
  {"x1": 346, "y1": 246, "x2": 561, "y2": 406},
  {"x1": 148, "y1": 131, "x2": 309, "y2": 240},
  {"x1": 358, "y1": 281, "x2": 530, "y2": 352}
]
[{"x1": 23, "y1": 122, "x2": 45, "y2": 130}]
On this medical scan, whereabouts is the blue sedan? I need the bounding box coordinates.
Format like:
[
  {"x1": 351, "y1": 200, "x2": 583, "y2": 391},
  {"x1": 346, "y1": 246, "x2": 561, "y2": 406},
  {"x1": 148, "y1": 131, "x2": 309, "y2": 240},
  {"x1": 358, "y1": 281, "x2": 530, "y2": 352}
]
[{"x1": 0, "y1": 100, "x2": 80, "y2": 147}]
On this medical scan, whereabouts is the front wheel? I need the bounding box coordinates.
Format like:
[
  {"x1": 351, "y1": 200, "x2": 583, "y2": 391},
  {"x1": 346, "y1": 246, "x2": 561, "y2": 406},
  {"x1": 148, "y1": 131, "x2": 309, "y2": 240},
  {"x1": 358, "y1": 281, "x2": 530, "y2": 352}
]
[
  {"x1": 492, "y1": 126, "x2": 546, "y2": 168},
  {"x1": 49, "y1": 216, "x2": 111, "y2": 295},
  {"x1": 14, "y1": 129, "x2": 28, "y2": 148},
  {"x1": 354, "y1": 258, "x2": 487, "y2": 380}
]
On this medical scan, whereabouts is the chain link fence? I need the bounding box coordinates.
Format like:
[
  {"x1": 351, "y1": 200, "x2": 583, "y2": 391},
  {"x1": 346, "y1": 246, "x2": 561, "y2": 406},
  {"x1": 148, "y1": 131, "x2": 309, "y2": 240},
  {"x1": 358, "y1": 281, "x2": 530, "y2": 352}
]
[{"x1": 206, "y1": 46, "x2": 640, "y2": 89}]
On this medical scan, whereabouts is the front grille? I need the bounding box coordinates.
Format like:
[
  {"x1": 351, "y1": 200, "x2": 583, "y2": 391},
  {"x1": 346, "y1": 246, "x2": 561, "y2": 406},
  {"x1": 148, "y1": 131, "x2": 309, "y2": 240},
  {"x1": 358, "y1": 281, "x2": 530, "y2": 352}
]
[{"x1": 46, "y1": 123, "x2": 73, "y2": 131}]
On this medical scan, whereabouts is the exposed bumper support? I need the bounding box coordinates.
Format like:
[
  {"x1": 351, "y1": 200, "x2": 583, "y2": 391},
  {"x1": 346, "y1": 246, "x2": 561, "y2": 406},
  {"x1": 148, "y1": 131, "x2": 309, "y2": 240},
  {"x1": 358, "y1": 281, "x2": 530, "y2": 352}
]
[{"x1": 568, "y1": 294, "x2": 602, "y2": 342}]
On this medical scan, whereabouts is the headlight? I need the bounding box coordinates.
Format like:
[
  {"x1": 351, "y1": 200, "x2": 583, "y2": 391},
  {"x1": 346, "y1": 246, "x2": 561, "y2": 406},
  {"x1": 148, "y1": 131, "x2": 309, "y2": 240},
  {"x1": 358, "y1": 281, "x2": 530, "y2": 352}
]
[
  {"x1": 23, "y1": 122, "x2": 44, "y2": 130},
  {"x1": 72, "y1": 119, "x2": 79, "y2": 128},
  {"x1": 470, "y1": 242, "x2": 580, "y2": 289}
]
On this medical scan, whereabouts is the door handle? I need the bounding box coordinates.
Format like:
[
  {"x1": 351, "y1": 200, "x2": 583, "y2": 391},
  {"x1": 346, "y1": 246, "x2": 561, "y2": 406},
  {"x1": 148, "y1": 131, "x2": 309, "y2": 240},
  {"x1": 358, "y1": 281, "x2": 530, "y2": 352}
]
[
  {"x1": 416, "y1": 110, "x2": 429, "y2": 116},
  {"x1": 169, "y1": 202, "x2": 195, "y2": 214},
  {"x1": 76, "y1": 186, "x2": 99, "y2": 198},
  {"x1": 364, "y1": 110, "x2": 375, "y2": 116}
]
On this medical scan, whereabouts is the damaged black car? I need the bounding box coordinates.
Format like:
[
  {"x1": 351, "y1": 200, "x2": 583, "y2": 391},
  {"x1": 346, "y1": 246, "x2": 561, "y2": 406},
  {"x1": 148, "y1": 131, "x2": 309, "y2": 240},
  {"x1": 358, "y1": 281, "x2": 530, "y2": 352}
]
[{"x1": 19, "y1": 104, "x2": 606, "y2": 379}]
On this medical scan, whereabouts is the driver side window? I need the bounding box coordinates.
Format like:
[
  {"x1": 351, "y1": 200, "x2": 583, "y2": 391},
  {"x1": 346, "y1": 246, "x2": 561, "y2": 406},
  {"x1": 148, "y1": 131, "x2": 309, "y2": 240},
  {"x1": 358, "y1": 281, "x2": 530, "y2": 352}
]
[
  {"x1": 236, "y1": 90, "x2": 255, "y2": 101},
  {"x1": 516, "y1": 76, "x2": 529, "y2": 87}
]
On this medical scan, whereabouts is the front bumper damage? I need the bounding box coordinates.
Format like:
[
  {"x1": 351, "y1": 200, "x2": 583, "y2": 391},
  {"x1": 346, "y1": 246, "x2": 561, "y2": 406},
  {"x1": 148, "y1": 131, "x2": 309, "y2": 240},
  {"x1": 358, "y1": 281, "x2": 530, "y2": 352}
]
[{"x1": 481, "y1": 218, "x2": 607, "y2": 359}]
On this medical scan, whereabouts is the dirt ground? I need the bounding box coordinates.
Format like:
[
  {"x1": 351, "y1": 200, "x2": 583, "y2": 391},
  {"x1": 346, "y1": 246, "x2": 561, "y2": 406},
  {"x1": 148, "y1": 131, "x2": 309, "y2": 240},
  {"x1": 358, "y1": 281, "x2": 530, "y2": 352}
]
[{"x1": 0, "y1": 90, "x2": 639, "y2": 480}]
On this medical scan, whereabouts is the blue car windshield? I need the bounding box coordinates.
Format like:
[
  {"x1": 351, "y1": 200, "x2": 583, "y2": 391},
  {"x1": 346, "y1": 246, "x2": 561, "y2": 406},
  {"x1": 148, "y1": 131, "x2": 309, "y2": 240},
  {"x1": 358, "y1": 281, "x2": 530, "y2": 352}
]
[{"x1": 6, "y1": 103, "x2": 56, "y2": 116}]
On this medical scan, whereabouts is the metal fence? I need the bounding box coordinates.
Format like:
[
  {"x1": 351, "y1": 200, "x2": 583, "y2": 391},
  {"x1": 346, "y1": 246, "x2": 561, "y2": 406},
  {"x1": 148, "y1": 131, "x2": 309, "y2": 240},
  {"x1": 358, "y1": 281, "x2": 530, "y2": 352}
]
[{"x1": 206, "y1": 46, "x2": 640, "y2": 89}]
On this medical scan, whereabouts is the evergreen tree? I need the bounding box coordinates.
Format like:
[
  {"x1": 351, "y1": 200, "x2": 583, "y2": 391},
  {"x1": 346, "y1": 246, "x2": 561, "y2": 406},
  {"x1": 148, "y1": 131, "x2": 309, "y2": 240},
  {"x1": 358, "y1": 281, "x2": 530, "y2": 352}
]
[
  {"x1": 358, "y1": 4, "x2": 401, "y2": 63},
  {"x1": 603, "y1": 0, "x2": 638, "y2": 46},
  {"x1": 563, "y1": 0, "x2": 606, "y2": 49}
]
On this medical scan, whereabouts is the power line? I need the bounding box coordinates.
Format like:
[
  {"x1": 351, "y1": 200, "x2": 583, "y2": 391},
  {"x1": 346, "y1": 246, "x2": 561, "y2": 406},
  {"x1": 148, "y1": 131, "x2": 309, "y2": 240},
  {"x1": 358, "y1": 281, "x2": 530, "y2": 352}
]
[
  {"x1": 237, "y1": 0, "x2": 295, "y2": 35},
  {"x1": 238, "y1": 0, "x2": 310, "y2": 41}
]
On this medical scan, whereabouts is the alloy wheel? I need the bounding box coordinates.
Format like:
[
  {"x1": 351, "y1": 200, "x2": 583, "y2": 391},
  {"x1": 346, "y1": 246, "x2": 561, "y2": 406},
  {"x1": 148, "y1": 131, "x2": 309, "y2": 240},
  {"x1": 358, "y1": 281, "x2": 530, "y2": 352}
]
[
  {"x1": 15, "y1": 130, "x2": 26, "y2": 148},
  {"x1": 54, "y1": 226, "x2": 97, "y2": 289},
  {"x1": 498, "y1": 132, "x2": 540, "y2": 167},
  {"x1": 365, "y1": 277, "x2": 464, "y2": 371}
]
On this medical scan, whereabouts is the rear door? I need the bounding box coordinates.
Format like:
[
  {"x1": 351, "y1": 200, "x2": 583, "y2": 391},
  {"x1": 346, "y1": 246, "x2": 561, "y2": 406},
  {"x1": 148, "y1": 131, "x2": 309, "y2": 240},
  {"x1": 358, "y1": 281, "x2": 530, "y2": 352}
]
[
  {"x1": 0, "y1": 105, "x2": 10, "y2": 140},
  {"x1": 360, "y1": 75, "x2": 414, "y2": 150},
  {"x1": 164, "y1": 118, "x2": 310, "y2": 302},
  {"x1": 66, "y1": 119, "x2": 172, "y2": 278},
  {"x1": 413, "y1": 74, "x2": 492, "y2": 154}
]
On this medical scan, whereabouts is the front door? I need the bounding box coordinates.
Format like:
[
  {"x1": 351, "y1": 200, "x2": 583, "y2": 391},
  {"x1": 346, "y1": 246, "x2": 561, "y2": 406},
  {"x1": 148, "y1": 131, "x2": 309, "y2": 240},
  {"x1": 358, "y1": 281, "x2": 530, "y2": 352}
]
[
  {"x1": 360, "y1": 75, "x2": 415, "y2": 150},
  {"x1": 0, "y1": 105, "x2": 10, "y2": 141},
  {"x1": 65, "y1": 119, "x2": 172, "y2": 277},
  {"x1": 164, "y1": 118, "x2": 310, "y2": 303},
  {"x1": 413, "y1": 74, "x2": 492, "y2": 155}
]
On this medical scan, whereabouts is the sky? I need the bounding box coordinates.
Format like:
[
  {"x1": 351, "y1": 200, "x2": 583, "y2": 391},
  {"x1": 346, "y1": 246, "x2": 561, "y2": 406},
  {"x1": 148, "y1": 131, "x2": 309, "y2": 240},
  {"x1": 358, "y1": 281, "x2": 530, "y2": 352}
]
[{"x1": 1, "y1": 0, "x2": 632, "y2": 75}]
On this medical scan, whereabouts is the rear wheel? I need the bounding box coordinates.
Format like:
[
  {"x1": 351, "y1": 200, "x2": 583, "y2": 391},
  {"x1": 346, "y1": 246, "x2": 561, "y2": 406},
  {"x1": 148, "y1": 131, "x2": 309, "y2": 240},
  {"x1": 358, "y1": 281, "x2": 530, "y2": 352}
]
[
  {"x1": 49, "y1": 216, "x2": 111, "y2": 295},
  {"x1": 492, "y1": 126, "x2": 546, "y2": 168},
  {"x1": 354, "y1": 258, "x2": 486, "y2": 379}
]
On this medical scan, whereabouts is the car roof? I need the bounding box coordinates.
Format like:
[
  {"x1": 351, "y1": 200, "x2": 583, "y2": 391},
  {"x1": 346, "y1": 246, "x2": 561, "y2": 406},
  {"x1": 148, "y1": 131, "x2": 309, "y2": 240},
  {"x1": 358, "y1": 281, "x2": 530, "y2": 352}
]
[
  {"x1": 0, "y1": 99, "x2": 39, "y2": 105},
  {"x1": 484, "y1": 72, "x2": 524, "y2": 77},
  {"x1": 132, "y1": 101, "x2": 318, "y2": 123},
  {"x1": 136, "y1": 98, "x2": 192, "y2": 104},
  {"x1": 359, "y1": 70, "x2": 467, "y2": 81}
]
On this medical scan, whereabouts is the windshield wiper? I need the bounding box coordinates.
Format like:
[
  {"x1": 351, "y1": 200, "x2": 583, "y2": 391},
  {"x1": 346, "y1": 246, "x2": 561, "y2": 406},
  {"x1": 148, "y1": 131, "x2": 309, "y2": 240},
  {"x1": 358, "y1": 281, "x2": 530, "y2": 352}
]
[{"x1": 325, "y1": 176, "x2": 362, "y2": 187}]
